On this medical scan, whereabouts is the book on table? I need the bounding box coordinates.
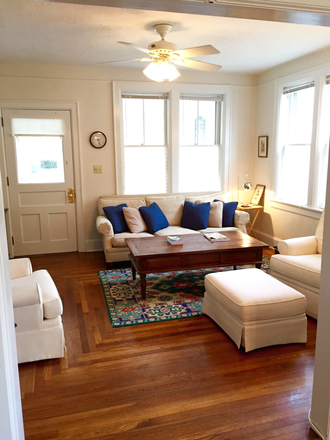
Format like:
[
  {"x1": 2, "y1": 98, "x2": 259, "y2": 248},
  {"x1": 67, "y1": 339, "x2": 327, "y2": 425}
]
[
  {"x1": 167, "y1": 236, "x2": 183, "y2": 245},
  {"x1": 204, "y1": 232, "x2": 230, "y2": 242}
]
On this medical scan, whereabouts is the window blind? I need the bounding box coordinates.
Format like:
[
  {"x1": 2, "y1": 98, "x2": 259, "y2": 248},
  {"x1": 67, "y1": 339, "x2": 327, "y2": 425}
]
[
  {"x1": 121, "y1": 93, "x2": 169, "y2": 100},
  {"x1": 180, "y1": 94, "x2": 223, "y2": 101},
  {"x1": 283, "y1": 81, "x2": 315, "y2": 95}
]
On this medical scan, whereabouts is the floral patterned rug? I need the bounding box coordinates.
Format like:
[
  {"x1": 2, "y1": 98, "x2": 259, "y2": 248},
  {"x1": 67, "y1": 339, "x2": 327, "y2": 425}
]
[{"x1": 99, "y1": 257, "x2": 270, "y2": 327}]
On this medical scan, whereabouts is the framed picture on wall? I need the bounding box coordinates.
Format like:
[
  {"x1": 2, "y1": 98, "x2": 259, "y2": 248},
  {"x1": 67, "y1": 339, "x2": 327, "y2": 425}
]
[
  {"x1": 251, "y1": 184, "x2": 266, "y2": 205},
  {"x1": 258, "y1": 136, "x2": 268, "y2": 158}
]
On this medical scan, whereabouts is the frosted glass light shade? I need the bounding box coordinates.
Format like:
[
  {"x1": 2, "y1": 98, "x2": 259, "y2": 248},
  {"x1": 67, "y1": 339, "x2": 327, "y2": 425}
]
[{"x1": 143, "y1": 60, "x2": 180, "y2": 82}]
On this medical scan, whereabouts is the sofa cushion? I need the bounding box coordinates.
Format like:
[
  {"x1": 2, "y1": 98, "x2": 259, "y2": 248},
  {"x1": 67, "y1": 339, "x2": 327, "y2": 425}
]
[
  {"x1": 196, "y1": 200, "x2": 223, "y2": 228},
  {"x1": 112, "y1": 232, "x2": 153, "y2": 247},
  {"x1": 270, "y1": 254, "x2": 321, "y2": 289},
  {"x1": 181, "y1": 201, "x2": 210, "y2": 230},
  {"x1": 315, "y1": 210, "x2": 324, "y2": 254},
  {"x1": 214, "y1": 200, "x2": 238, "y2": 227},
  {"x1": 98, "y1": 196, "x2": 146, "y2": 216},
  {"x1": 139, "y1": 203, "x2": 169, "y2": 234},
  {"x1": 154, "y1": 226, "x2": 199, "y2": 236},
  {"x1": 123, "y1": 207, "x2": 147, "y2": 233},
  {"x1": 103, "y1": 204, "x2": 129, "y2": 234},
  {"x1": 146, "y1": 195, "x2": 184, "y2": 226}
]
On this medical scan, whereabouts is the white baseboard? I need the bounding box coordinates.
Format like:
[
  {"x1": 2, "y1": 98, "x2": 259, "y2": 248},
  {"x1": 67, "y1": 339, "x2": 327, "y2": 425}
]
[
  {"x1": 252, "y1": 229, "x2": 281, "y2": 248},
  {"x1": 84, "y1": 239, "x2": 103, "y2": 253}
]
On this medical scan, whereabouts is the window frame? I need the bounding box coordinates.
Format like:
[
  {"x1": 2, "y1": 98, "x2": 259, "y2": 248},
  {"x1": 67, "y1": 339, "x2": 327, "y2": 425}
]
[
  {"x1": 272, "y1": 67, "x2": 330, "y2": 214},
  {"x1": 112, "y1": 81, "x2": 232, "y2": 195}
]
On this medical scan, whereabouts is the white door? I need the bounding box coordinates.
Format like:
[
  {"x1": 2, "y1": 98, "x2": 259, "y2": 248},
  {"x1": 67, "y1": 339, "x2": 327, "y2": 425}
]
[{"x1": 3, "y1": 109, "x2": 77, "y2": 256}]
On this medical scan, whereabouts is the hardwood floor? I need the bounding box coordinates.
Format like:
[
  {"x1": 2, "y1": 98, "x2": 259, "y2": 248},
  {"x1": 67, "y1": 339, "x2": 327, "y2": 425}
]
[{"x1": 18, "y1": 251, "x2": 320, "y2": 440}]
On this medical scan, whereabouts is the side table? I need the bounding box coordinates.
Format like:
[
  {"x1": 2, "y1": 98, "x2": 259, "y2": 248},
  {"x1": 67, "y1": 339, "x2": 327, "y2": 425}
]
[{"x1": 237, "y1": 204, "x2": 263, "y2": 237}]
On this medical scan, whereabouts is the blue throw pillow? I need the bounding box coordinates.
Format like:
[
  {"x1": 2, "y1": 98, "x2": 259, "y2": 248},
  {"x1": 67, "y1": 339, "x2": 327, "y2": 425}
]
[
  {"x1": 103, "y1": 203, "x2": 129, "y2": 234},
  {"x1": 139, "y1": 203, "x2": 169, "y2": 234},
  {"x1": 181, "y1": 201, "x2": 210, "y2": 230},
  {"x1": 214, "y1": 200, "x2": 238, "y2": 227}
]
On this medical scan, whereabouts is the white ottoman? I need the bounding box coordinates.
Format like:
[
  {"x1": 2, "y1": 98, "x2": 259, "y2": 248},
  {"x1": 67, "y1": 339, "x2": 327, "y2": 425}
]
[{"x1": 203, "y1": 268, "x2": 307, "y2": 352}]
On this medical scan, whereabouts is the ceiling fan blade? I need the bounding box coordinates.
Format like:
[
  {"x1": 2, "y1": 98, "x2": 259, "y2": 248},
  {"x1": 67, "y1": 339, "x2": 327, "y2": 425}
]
[
  {"x1": 174, "y1": 58, "x2": 221, "y2": 72},
  {"x1": 176, "y1": 45, "x2": 220, "y2": 58},
  {"x1": 97, "y1": 58, "x2": 142, "y2": 65},
  {"x1": 117, "y1": 41, "x2": 150, "y2": 55}
]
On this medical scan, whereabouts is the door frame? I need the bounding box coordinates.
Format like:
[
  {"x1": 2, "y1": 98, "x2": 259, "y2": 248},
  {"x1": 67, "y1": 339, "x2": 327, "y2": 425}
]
[{"x1": 0, "y1": 101, "x2": 84, "y2": 256}]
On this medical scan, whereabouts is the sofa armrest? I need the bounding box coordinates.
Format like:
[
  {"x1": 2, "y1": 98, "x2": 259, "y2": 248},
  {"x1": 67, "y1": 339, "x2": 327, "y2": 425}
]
[
  {"x1": 234, "y1": 210, "x2": 250, "y2": 234},
  {"x1": 96, "y1": 215, "x2": 114, "y2": 237},
  {"x1": 9, "y1": 258, "x2": 33, "y2": 280},
  {"x1": 277, "y1": 236, "x2": 318, "y2": 256}
]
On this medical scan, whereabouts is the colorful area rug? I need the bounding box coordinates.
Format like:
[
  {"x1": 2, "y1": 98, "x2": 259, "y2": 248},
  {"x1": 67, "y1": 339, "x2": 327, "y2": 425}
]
[{"x1": 99, "y1": 257, "x2": 270, "y2": 327}]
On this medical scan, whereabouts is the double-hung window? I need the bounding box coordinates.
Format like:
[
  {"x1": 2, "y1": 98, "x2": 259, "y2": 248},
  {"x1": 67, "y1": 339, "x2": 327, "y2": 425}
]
[
  {"x1": 113, "y1": 82, "x2": 230, "y2": 195},
  {"x1": 121, "y1": 93, "x2": 168, "y2": 194},
  {"x1": 275, "y1": 74, "x2": 330, "y2": 210},
  {"x1": 178, "y1": 94, "x2": 222, "y2": 192}
]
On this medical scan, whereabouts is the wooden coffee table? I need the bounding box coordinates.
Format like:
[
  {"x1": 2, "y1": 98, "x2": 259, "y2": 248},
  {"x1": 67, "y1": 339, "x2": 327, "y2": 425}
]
[{"x1": 125, "y1": 231, "x2": 269, "y2": 299}]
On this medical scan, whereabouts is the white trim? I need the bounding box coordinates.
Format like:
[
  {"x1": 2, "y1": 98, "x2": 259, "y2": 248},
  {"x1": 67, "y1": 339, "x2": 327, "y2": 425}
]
[
  {"x1": 113, "y1": 81, "x2": 232, "y2": 195},
  {"x1": 0, "y1": 100, "x2": 85, "y2": 252},
  {"x1": 270, "y1": 199, "x2": 322, "y2": 219},
  {"x1": 0, "y1": 180, "x2": 24, "y2": 439}
]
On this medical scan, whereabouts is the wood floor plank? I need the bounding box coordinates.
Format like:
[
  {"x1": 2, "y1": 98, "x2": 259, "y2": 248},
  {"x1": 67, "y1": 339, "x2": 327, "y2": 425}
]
[{"x1": 18, "y1": 251, "x2": 320, "y2": 439}]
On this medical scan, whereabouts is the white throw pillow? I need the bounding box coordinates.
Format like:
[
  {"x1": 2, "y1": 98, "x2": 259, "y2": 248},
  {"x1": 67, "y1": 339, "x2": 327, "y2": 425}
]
[
  {"x1": 195, "y1": 200, "x2": 223, "y2": 228},
  {"x1": 123, "y1": 207, "x2": 147, "y2": 233}
]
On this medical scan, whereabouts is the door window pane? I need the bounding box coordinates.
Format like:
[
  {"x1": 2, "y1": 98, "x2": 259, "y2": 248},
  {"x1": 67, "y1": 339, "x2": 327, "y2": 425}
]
[{"x1": 15, "y1": 136, "x2": 65, "y2": 184}]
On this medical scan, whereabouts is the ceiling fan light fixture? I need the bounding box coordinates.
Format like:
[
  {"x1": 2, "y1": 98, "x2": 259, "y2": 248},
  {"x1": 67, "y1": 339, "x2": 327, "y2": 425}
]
[{"x1": 143, "y1": 59, "x2": 180, "y2": 83}]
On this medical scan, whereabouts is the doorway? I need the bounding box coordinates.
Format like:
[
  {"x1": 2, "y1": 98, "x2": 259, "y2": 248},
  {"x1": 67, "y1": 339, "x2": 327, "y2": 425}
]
[{"x1": 2, "y1": 109, "x2": 77, "y2": 256}]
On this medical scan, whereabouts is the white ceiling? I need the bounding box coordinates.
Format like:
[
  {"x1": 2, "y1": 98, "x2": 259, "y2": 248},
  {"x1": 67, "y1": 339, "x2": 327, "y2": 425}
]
[{"x1": 1, "y1": 0, "x2": 330, "y2": 74}]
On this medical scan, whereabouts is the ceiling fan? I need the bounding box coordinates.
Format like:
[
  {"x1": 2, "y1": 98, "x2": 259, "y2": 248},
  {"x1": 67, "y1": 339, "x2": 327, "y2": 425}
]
[{"x1": 100, "y1": 23, "x2": 222, "y2": 82}]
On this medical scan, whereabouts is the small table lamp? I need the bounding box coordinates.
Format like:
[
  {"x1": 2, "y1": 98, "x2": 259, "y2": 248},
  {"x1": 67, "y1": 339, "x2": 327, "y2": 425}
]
[{"x1": 237, "y1": 170, "x2": 252, "y2": 203}]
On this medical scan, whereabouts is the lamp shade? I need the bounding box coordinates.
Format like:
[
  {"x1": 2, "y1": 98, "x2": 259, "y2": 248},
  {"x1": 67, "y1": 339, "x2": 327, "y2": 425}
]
[{"x1": 143, "y1": 60, "x2": 180, "y2": 82}]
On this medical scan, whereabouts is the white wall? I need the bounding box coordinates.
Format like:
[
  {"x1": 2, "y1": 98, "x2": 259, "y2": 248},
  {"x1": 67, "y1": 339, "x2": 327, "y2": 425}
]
[
  {"x1": 0, "y1": 62, "x2": 257, "y2": 253},
  {"x1": 252, "y1": 47, "x2": 330, "y2": 246}
]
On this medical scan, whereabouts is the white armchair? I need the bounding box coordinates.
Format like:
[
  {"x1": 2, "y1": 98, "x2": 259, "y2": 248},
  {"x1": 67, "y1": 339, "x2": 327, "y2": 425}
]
[
  {"x1": 10, "y1": 258, "x2": 65, "y2": 363},
  {"x1": 270, "y1": 211, "x2": 324, "y2": 319}
]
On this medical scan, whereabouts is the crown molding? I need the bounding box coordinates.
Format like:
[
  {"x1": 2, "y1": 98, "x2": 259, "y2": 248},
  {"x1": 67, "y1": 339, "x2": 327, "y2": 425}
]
[{"x1": 42, "y1": 0, "x2": 330, "y2": 26}]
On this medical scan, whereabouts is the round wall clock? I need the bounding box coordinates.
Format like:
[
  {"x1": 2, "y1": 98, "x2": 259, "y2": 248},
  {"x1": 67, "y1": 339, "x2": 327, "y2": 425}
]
[{"x1": 89, "y1": 131, "x2": 107, "y2": 148}]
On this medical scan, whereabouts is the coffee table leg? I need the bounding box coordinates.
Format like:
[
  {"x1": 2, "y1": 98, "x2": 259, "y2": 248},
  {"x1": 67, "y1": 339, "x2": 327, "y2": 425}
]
[
  {"x1": 140, "y1": 274, "x2": 147, "y2": 300},
  {"x1": 131, "y1": 264, "x2": 136, "y2": 280}
]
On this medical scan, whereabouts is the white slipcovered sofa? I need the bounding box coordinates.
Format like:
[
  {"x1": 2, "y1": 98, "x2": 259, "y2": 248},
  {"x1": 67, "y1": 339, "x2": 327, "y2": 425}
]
[
  {"x1": 270, "y1": 211, "x2": 324, "y2": 319},
  {"x1": 10, "y1": 258, "x2": 65, "y2": 363},
  {"x1": 96, "y1": 192, "x2": 250, "y2": 266}
]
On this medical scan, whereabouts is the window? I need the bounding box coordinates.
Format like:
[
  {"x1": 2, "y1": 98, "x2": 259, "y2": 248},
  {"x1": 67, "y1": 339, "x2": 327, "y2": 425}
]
[
  {"x1": 179, "y1": 94, "x2": 222, "y2": 192},
  {"x1": 275, "y1": 75, "x2": 330, "y2": 210},
  {"x1": 11, "y1": 117, "x2": 66, "y2": 184},
  {"x1": 113, "y1": 82, "x2": 230, "y2": 195},
  {"x1": 121, "y1": 93, "x2": 168, "y2": 194}
]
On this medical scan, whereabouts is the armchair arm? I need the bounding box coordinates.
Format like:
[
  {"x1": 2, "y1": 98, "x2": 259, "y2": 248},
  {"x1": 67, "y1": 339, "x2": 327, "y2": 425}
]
[
  {"x1": 12, "y1": 281, "x2": 44, "y2": 332},
  {"x1": 9, "y1": 258, "x2": 33, "y2": 280},
  {"x1": 96, "y1": 215, "x2": 114, "y2": 237},
  {"x1": 277, "y1": 236, "x2": 318, "y2": 256}
]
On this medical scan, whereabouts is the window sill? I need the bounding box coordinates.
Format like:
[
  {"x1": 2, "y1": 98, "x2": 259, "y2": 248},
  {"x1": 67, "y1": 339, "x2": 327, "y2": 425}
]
[{"x1": 270, "y1": 199, "x2": 322, "y2": 220}]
